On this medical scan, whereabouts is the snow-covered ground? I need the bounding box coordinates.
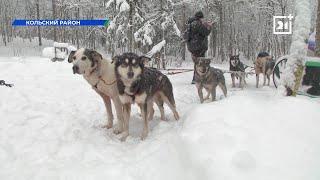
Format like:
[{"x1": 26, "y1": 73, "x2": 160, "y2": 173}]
[{"x1": 0, "y1": 56, "x2": 319, "y2": 180}]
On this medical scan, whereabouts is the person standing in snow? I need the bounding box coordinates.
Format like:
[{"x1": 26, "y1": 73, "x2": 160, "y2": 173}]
[{"x1": 184, "y1": 11, "x2": 213, "y2": 84}]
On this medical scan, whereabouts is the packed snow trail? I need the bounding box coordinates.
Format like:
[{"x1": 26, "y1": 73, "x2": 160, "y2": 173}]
[{"x1": 0, "y1": 57, "x2": 319, "y2": 180}]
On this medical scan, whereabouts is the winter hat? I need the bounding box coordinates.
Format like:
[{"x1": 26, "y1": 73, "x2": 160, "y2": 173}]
[{"x1": 195, "y1": 11, "x2": 204, "y2": 19}]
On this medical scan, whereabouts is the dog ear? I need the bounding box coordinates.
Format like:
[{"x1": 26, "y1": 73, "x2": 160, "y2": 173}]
[
  {"x1": 140, "y1": 56, "x2": 150, "y2": 66},
  {"x1": 111, "y1": 56, "x2": 119, "y2": 64},
  {"x1": 89, "y1": 50, "x2": 103, "y2": 68},
  {"x1": 68, "y1": 50, "x2": 76, "y2": 63}
]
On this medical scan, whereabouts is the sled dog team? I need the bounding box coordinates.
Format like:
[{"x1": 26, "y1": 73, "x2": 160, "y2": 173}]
[{"x1": 68, "y1": 48, "x2": 275, "y2": 141}]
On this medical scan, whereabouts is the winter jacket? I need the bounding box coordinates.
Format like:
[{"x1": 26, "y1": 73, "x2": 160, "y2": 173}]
[{"x1": 186, "y1": 18, "x2": 211, "y2": 56}]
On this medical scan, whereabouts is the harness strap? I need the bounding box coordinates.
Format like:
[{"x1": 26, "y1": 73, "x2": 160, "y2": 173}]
[{"x1": 93, "y1": 76, "x2": 117, "y2": 89}]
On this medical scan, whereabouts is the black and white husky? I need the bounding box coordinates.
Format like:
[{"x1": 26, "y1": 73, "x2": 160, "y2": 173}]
[
  {"x1": 229, "y1": 55, "x2": 247, "y2": 88},
  {"x1": 113, "y1": 53, "x2": 180, "y2": 141}
]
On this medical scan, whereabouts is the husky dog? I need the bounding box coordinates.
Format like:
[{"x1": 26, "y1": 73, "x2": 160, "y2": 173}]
[
  {"x1": 255, "y1": 52, "x2": 274, "y2": 88},
  {"x1": 113, "y1": 53, "x2": 180, "y2": 141},
  {"x1": 68, "y1": 48, "x2": 124, "y2": 136},
  {"x1": 229, "y1": 55, "x2": 247, "y2": 88},
  {"x1": 195, "y1": 58, "x2": 227, "y2": 103}
]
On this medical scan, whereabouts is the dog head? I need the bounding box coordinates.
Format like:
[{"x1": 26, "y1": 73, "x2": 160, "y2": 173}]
[
  {"x1": 195, "y1": 58, "x2": 211, "y2": 75},
  {"x1": 230, "y1": 55, "x2": 240, "y2": 67},
  {"x1": 112, "y1": 53, "x2": 149, "y2": 80},
  {"x1": 67, "y1": 48, "x2": 102, "y2": 75}
]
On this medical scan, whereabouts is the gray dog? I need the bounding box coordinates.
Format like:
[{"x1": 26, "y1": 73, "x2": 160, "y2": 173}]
[
  {"x1": 113, "y1": 52, "x2": 180, "y2": 140},
  {"x1": 194, "y1": 58, "x2": 227, "y2": 103}
]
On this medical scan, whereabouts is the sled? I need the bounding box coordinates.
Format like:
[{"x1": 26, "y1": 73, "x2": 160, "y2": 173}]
[
  {"x1": 51, "y1": 42, "x2": 69, "y2": 62},
  {"x1": 273, "y1": 57, "x2": 320, "y2": 97},
  {"x1": 297, "y1": 91, "x2": 320, "y2": 98}
]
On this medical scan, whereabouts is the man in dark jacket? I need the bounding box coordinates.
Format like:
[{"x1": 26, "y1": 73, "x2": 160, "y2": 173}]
[{"x1": 185, "y1": 11, "x2": 213, "y2": 84}]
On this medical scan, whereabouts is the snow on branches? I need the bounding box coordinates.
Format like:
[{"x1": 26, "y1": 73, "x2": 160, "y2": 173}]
[{"x1": 134, "y1": 21, "x2": 156, "y2": 46}]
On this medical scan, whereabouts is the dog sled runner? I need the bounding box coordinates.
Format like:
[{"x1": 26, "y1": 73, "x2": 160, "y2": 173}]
[{"x1": 273, "y1": 56, "x2": 320, "y2": 97}]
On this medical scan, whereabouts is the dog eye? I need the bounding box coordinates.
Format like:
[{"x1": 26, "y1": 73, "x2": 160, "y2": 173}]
[
  {"x1": 72, "y1": 56, "x2": 76, "y2": 60},
  {"x1": 81, "y1": 56, "x2": 87, "y2": 61}
]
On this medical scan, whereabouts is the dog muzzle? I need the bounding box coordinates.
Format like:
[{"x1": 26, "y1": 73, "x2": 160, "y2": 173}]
[{"x1": 72, "y1": 66, "x2": 79, "y2": 74}]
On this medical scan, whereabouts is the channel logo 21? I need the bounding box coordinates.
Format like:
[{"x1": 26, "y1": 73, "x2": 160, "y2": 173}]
[{"x1": 273, "y1": 14, "x2": 293, "y2": 35}]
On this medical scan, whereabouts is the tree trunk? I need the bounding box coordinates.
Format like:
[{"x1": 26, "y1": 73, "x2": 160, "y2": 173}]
[
  {"x1": 181, "y1": 2, "x2": 186, "y2": 61},
  {"x1": 36, "y1": 0, "x2": 42, "y2": 46},
  {"x1": 76, "y1": 1, "x2": 80, "y2": 49},
  {"x1": 128, "y1": 0, "x2": 134, "y2": 52},
  {"x1": 52, "y1": 0, "x2": 57, "y2": 42},
  {"x1": 316, "y1": 0, "x2": 320, "y2": 56},
  {"x1": 286, "y1": 0, "x2": 311, "y2": 96}
]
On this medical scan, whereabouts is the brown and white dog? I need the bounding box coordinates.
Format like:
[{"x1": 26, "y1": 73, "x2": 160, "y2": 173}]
[
  {"x1": 68, "y1": 48, "x2": 125, "y2": 138},
  {"x1": 254, "y1": 52, "x2": 274, "y2": 88}
]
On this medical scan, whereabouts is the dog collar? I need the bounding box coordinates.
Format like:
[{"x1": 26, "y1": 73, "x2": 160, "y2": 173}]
[{"x1": 93, "y1": 76, "x2": 116, "y2": 89}]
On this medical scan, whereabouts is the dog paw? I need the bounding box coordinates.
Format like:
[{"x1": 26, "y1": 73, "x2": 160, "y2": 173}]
[
  {"x1": 120, "y1": 132, "x2": 129, "y2": 142},
  {"x1": 160, "y1": 117, "x2": 167, "y2": 121},
  {"x1": 102, "y1": 123, "x2": 113, "y2": 129},
  {"x1": 140, "y1": 129, "x2": 148, "y2": 140},
  {"x1": 113, "y1": 126, "x2": 123, "y2": 134},
  {"x1": 174, "y1": 113, "x2": 180, "y2": 121}
]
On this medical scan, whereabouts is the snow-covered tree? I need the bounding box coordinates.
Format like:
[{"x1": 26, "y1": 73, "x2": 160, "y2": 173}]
[{"x1": 282, "y1": 0, "x2": 311, "y2": 96}]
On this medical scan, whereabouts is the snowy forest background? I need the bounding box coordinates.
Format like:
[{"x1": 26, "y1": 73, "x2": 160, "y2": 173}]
[{"x1": 0, "y1": 0, "x2": 318, "y2": 62}]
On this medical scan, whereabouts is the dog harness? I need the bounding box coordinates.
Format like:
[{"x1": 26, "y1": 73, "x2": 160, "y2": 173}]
[
  {"x1": 93, "y1": 76, "x2": 117, "y2": 89},
  {"x1": 88, "y1": 66, "x2": 117, "y2": 89}
]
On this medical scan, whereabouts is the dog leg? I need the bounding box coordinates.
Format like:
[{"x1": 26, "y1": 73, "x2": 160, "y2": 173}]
[
  {"x1": 263, "y1": 74, "x2": 266, "y2": 86},
  {"x1": 219, "y1": 82, "x2": 228, "y2": 97},
  {"x1": 120, "y1": 103, "x2": 131, "y2": 142},
  {"x1": 100, "y1": 94, "x2": 113, "y2": 129},
  {"x1": 211, "y1": 87, "x2": 217, "y2": 101},
  {"x1": 112, "y1": 97, "x2": 124, "y2": 134},
  {"x1": 197, "y1": 84, "x2": 204, "y2": 103},
  {"x1": 231, "y1": 74, "x2": 236, "y2": 88},
  {"x1": 139, "y1": 102, "x2": 150, "y2": 140},
  {"x1": 267, "y1": 73, "x2": 271, "y2": 86},
  {"x1": 256, "y1": 74, "x2": 259, "y2": 88},
  {"x1": 155, "y1": 98, "x2": 165, "y2": 121},
  {"x1": 239, "y1": 76, "x2": 243, "y2": 88},
  {"x1": 159, "y1": 92, "x2": 180, "y2": 120},
  {"x1": 148, "y1": 106, "x2": 155, "y2": 121},
  {"x1": 203, "y1": 90, "x2": 210, "y2": 101}
]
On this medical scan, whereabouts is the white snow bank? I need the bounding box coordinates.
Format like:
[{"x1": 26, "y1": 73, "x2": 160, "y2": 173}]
[
  {"x1": 181, "y1": 94, "x2": 320, "y2": 180},
  {"x1": 42, "y1": 47, "x2": 66, "y2": 59}
]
